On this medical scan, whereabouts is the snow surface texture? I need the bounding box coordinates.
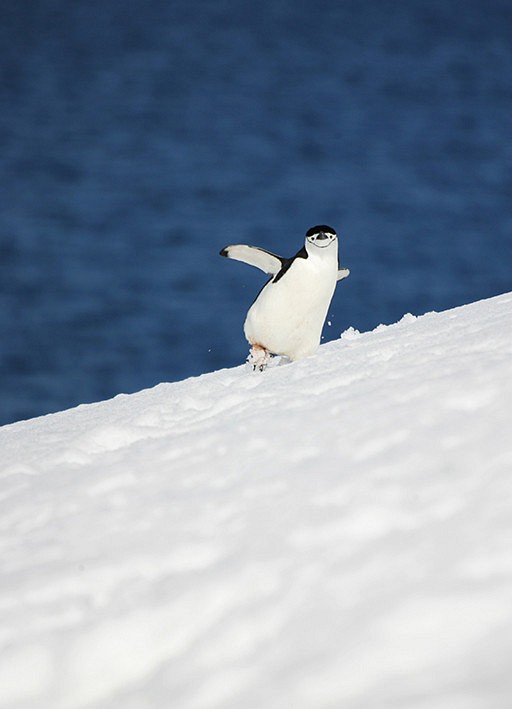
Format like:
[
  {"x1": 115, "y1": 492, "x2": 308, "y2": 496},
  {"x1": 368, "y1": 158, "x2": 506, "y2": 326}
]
[{"x1": 1, "y1": 293, "x2": 512, "y2": 709}]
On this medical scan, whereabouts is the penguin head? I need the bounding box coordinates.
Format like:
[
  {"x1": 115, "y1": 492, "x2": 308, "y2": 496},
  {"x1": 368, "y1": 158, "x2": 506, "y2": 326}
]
[{"x1": 305, "y1": 224, "x2": 337, "y2": 250}]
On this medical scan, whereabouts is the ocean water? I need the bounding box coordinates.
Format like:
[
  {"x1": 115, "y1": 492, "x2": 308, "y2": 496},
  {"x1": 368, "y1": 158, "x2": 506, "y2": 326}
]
[{"x1": 1, "y1": 0, "x2": 511, "y2": 425}]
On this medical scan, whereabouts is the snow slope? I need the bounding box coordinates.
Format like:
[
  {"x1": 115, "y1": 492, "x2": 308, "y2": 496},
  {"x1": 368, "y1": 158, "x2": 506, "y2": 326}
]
[{"x1": 1, "y1": 292, "x2": 512, "y2": 709}]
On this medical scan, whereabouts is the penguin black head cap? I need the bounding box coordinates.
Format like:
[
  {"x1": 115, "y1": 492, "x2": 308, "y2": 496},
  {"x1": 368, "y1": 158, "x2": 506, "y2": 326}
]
[{"x1": 306, "y1": 224, "x2": 336, "y2": 237}]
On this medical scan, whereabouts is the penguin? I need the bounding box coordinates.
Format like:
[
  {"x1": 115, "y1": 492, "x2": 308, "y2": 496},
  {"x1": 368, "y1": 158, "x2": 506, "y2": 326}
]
[{"x1": 220, "y1": 225, "x2": 350, "y2": 370}]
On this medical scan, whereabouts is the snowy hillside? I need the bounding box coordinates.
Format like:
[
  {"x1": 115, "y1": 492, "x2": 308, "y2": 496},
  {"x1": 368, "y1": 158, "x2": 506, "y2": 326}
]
[{"x1": 1, "y1": 292, "x2": 512, "y2": 709}]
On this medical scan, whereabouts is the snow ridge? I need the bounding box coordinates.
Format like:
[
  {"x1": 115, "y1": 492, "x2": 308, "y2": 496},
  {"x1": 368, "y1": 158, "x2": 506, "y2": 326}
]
[{"x1": 1, "y1": 292, "x2": 512, "y2": 709}]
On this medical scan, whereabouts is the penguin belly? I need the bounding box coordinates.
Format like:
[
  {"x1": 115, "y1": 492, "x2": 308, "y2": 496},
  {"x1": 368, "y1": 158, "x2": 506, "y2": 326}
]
[{"x1": 244, "y1": 258, "x2": 337, "y2": 360}]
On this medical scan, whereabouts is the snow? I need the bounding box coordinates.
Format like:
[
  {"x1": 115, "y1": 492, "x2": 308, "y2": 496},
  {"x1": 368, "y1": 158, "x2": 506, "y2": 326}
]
[{"x1": 1, "y1": 292, "x2": 512, "y2": 709}]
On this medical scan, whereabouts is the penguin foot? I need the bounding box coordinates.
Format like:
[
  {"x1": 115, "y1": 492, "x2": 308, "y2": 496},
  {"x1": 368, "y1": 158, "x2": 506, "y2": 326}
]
[{"x1": 247, "y1": 344, "x2": 270, "y2": 372}]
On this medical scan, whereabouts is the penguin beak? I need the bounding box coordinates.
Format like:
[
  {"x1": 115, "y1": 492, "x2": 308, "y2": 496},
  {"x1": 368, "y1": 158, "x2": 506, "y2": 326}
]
[{"x1": 316, "y1": 233, "x2": 329, "y2": 240}]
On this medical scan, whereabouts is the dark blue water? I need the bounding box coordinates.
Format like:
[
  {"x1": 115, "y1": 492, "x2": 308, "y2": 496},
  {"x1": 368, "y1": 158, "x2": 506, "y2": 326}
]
[{"x1": 1, "y1": 0, "x2": 511, "y2": 425}]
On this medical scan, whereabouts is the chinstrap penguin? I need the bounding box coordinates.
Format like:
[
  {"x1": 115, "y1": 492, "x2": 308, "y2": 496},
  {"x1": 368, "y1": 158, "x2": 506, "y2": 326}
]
[{"x1": 220, "y1": 225, "x2": 350, "y2": 370}]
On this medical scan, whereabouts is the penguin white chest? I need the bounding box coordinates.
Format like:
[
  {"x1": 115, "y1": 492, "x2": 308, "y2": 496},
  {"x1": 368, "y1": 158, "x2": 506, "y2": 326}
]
[{"x1": 244, "y1": 253, "x2": 337, "y2": 360}]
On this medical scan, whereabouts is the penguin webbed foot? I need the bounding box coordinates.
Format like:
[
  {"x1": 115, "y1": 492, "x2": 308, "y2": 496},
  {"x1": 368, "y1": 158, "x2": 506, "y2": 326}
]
[{"x1": 247, "y1": 345, "x2": 271, "y2": 372}]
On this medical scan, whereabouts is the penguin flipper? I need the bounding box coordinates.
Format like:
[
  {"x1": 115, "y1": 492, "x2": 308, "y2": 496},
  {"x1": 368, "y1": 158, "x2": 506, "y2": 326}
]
[
  {"x1": 337, "y1": 267, "x2": 350, "y2": 282},
  {"x1": 219, "y1": 244, "x2": 284, "y2": 276}
]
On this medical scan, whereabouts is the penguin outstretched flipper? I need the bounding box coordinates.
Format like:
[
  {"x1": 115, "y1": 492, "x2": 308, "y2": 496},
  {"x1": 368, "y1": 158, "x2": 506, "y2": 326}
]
[
  {"x1": 337, "y1": 267, "x2": 350, "y2": 281},
  {"x1": 219, "y1": 244, "x2": 285, "y2": 276}
]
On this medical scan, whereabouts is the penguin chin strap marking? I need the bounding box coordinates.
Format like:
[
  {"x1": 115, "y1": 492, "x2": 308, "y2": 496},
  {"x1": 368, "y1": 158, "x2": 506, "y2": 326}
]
[{"x1": 247, "y1": 344, "x2": 271, "y2": 372}]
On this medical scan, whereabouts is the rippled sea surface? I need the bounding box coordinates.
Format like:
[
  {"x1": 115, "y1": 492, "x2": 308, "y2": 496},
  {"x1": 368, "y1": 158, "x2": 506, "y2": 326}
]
[{"x1": 1, "y1": 0, "x2": 511, "y2": 424}]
